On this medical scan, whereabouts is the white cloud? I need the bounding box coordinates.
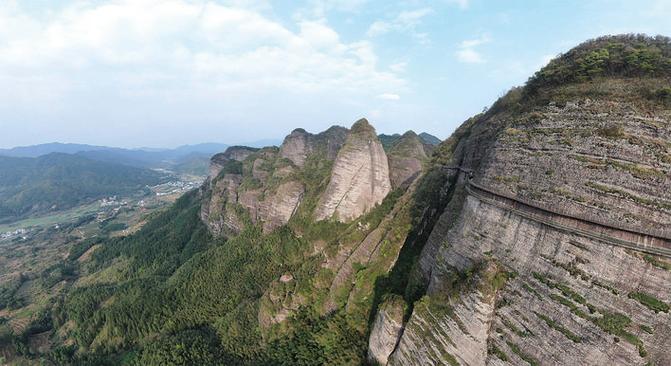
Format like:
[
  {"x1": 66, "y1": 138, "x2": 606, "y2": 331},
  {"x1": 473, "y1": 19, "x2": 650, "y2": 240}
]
[
  {"x1": 389, "y1": 62, "x2": 407, "y2": 73},
  {"x1": 456, "y1": 48, "x2": 485, "y2": 64},
  {"x1": 366, "y1": 7, "x2": 433, "y2": 38},
  {"x1": 367, "y1": 21, "x2": 391, "y2": 37},
  {"x1": 296, "y1": 0, "x2": 368, "y2": 18},
  {"x1": 447, "y1": 0, "x2": 470, "y2": 9},
  {"x1": 0, "y1": 0, "x2": 403, "y2": 105},
  {"x1": 378, "y1": 93, "x2": 400, "y2": 100},
  {"x1": 455, "y1": 34, "x2": 490, "y2": 64},
  {"x1": 397, "y1": 8, "x2": 434, "y2": 27}
]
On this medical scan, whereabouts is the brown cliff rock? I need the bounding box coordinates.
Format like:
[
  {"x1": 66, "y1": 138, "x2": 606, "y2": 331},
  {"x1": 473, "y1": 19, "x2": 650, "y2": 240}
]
[
  {"x1": 315, "y1": 119, "x2": 392, "y2": 222},
  {"x1": 387, "y1": 131, "x2": 429, "y2": 188}
]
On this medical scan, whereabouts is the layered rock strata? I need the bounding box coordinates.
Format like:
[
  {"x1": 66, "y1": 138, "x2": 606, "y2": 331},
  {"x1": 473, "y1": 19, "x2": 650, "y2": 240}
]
[{"x1": 315, "y1": 119, "x2": 392, "y2": 222}]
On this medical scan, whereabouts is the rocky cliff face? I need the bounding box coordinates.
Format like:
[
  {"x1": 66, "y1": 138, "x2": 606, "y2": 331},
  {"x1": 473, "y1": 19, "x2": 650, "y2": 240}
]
[
  {"x1": 202, "y1": 119, "x2": 394, "y2": 236},
  {"x1": 369, "y1": 35, "x2": 671, "y2": 366},
  {"x1": 208, "y1": 146, "x2": 258, "y2": 178},
  {"x1": 201, "y1": 145, "x2": 305, "y2": 235},
  {"x1": 387, "y1": 131, "x2": 431, "y2": 188},
  {"x1": 315, "y1": 118, "x2": 392, "y2": 222}
]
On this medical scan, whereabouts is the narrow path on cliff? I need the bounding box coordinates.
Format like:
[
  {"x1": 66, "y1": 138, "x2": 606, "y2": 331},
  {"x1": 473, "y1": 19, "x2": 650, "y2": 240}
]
[{"x1": 437, "y1": 165, "x2": 671, "y2": 258}]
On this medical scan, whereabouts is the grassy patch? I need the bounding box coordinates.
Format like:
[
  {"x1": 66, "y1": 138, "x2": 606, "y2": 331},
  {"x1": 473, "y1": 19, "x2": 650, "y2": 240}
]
[
  {"x1": 592, "y1": 280, "x2": 619, "y2": 295},
  {"x1": 522, "y1": 283, "x2": 543, "y2": 300},
  {"x1": 640, "y1": 324, "x2": 653, "y2": 334},
  {"x1": 489, "y1": 343, "x2": 509, "y2": 361},
  {"x1": 534, "y1": 312, "x2": 581, "y2": 343},
  {"x1": 502, "y1": 317, "x2": 531, "y2": 338},
  {"x1": 506, "y1": 340, "x2": 539, "y2": 366},
  {"x1": 643, "y1": 255, "x2": 671, "y2": 271},
  {"x1": 628, "y1": 292, "x2": 670, "y2": 313},
  {"x1": 585, "y1": 182, "x2": 671, "y2": 210},
  {"x1": 598, "y1": 124, "x2": 625, "y2": 139}
]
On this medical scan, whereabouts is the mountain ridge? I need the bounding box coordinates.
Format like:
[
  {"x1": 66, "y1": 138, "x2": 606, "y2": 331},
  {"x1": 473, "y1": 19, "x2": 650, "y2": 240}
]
[{"x1": 2, "y1": 34, "x2": 670, "y2": 366}]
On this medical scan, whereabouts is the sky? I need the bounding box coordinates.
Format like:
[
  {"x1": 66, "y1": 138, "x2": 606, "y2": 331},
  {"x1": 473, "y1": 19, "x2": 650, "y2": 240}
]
[{"x1": 1, "y1": 0, "x2": 670, "y2": 149}]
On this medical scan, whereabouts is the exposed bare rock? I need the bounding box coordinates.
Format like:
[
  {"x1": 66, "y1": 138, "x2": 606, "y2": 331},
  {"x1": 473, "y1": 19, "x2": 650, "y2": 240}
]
[
  {"x1": 388, "y1": 131, "x2": 429, "y2": 188},
  {"x1": 390, "y1": 261, "x2": 502, "y2": 366},
  {"x1": 279, "y1": 273, "x2": 294, "y2": 283},
  {"x1": 279, "y1": 126, "x2": 349, "y2": 167},
  {"x1": 259, "y1": 181, "x2": 304, "y2": 233},
  {"x1": 200, "y1": 173, "x2": 243, "y2": 236},
  {"x1": 314, "y1": 126, "x2": 349, "y2": 160},
  {"x1": 280, "y1": 128, "x2": 311, "y2": 167},
  {"x1": 202, "y1": 142, "x2": 310, "y2": 236},
  {"x1": 252, "y1": 158, "x2": 270, "y2": 181},
  {"x1": 377, "y1": 76, "x2": 671, "y2": 365},
  {"x1": 258, "y1": 272, "x2": 305, "y2": 328},
  {"x1": 399, "y1": 191, "x2": 671, "y2": 365},
  {"x1": 368, "y1": 295, "x2": 406, "y2": 365},
  {"x1": 315, "y1": 119, "x2": 392, "y2": 222},
  {"x1": 209, "y1": 146, "x2": 258, "y2": 178},
  {"x1": 372, "y1": 36, "x2": 671, "y2": 366},
  {"x1": 324, "y1": 226, "x2": 385, "y2": 312},
  {"x1": 478, "y1": 97, "x2": 671, "y2": 237}
]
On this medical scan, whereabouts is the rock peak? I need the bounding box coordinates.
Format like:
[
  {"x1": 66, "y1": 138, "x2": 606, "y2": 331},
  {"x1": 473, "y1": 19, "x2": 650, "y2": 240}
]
[
  {"x1": 290, "y1": 128, "x2": 308, "y2": 135},
  {"x1": 315, "y1": 119, "x2": 391, "y2": 222},
  {"x1": 280, "y1": 129, "x2": 312, "y2": 167},
  {"x1": 351, "y1": 118, "x2": 375, "y2": 134},
  {"x1": 401, "y1": 130, "x2": 418, "y2": 139}
]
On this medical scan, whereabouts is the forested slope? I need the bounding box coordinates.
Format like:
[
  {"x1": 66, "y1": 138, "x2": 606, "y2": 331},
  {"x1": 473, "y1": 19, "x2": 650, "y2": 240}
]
[{"x1": 0, "y1": 153, "x2": 164, "y2": 223}]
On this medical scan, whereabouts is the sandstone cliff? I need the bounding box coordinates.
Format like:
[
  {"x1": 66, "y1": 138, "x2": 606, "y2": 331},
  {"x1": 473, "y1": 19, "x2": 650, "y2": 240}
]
[
  {"x1": 315, "y1": 118, "x2": 392, "y2": 222},
  {"x1": 387, "y1": 131, "x2": 431, "y2": 188},
  {"x1": 369, "y1": 35, "x2": 671, "y2": 366},
  {"x1": 208, "y1": 146, "x2": 258, "y2": 178},
  {"x1": 201, "y1": 122, "x2": 354, "y2": 236}
]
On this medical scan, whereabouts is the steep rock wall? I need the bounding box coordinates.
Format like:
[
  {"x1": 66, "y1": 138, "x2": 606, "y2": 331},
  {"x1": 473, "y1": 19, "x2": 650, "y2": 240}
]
[
  {"x1": 315, "y1": 119, "x2": 392, "y2": 222},
  {"x1": 374, "y1": 75, "x2": 671, "y2": 366},
  {"x1": 387, "y1": 131, "x2": 429, "y2": 189}
]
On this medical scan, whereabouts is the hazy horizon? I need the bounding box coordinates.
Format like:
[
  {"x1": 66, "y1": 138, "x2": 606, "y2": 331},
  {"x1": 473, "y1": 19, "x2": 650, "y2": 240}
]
[{"x1": 1, "y1": 0, "x2": 670, "y2": 149}]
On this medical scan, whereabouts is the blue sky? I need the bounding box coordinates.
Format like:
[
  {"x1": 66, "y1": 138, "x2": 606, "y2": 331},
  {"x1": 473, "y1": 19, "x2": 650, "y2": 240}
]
[{"x1": 1, "y1": 0, "x2": 670, "y2": 149}]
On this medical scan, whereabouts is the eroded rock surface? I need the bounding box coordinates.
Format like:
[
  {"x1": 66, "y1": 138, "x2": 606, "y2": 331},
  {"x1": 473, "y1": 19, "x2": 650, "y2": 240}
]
[
  {"x1": 368, "y1": 295, "x2": 406, "y2": 366},
  {"x1": 201, "y1": 124, "x2": 351, "y2": 236},
  {"x1": 280, "y1": 128, "x2": 311, "y2": 167},
  {"x1": 373, "y1": 42, "x2": 671, "y2": 366},
  {"x1": 315, "y1": 119, "x2": 391, "y2": 221},
  {"x1": 387, "y1": 131, "x2": 430, "y2": 188},
  {"x1": 209, "y1": 146, "x2": 258, "y2": 178}
]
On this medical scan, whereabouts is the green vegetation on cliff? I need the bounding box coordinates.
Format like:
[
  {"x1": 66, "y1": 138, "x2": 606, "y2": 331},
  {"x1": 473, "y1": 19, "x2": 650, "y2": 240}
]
[{"x1": 527, "y1": 34, "x2": 671, "y2": 92}]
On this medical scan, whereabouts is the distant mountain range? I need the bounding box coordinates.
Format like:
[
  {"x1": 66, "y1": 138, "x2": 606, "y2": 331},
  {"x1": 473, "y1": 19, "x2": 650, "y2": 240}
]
[
  {"x1": 0, "y1": 134, "x2": 438, "y2": 175},
  {"x1": 0, "y1": 153, "x2": 166, "y2": 223},
  {"x1": 0, "y1": 142, "x2": 231, "y2": 159},
  {"x1": 0, "y1": 142, "x2": 231, "y2": 176}
]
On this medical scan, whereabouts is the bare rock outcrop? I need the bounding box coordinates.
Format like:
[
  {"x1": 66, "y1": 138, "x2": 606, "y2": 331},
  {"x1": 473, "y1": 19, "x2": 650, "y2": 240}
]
[
  {"x1": 368, "y1": 295, "x2": 406, "y2": 365},
  {"x1": 202, "y1": 125, "x2": 351, "y2": 236},
  {"x1": 209, "y1": 146, "x2": 258, "y2": 178},
  {"x1": 200, "y1": 173, "x2": 244, "y2": 236},
  {"x1": 202, "y1": 145, "x2": 305, "y2": 235},
  {"x1": 387, "y1": 131, "x2": 429, "y2": 188},
  {"x1": 279, "y1": 126, "x2": 349, "y2": 167},
  {"x1": 372, "y1": 36, "x2": 671, "y2": 366},
  {"x1": 280, "y1": 128, "x2": 311, "y2": 167},
  {"x1": 315, "y1": 119, "x2": 392, "y2": 222},
  {"x1": 315, "y1": 126, "x2": 349, "y2": 160},
  {"x1": 258, "y1": 181, "x2": 304, "y2": 233}
]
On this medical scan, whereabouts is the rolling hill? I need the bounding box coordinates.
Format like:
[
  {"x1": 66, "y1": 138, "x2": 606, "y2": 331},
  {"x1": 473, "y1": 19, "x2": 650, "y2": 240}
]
[{"x1": 0, "y1": 153, "x2": 166, "y2": 223}]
